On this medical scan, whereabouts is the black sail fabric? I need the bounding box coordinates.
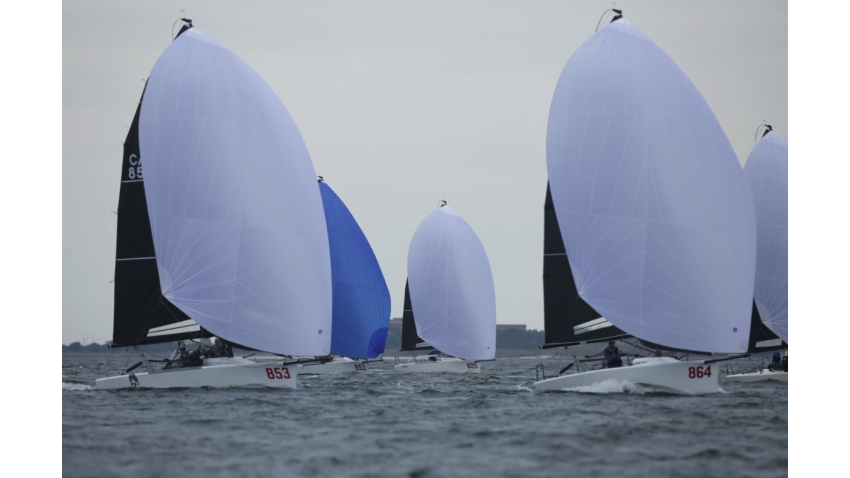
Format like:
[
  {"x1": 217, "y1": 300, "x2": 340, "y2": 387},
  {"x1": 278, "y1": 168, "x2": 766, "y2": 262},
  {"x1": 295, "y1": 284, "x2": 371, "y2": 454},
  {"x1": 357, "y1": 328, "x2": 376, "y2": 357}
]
[
  {"x1": 111, "y1": 26, "x2": 200, "y2": 347},
  {"x1": 543, "y1": 183, "x2": 626, "y2": 346},
  {"x1": 747, "y1": 300, "x2": 786, "y2": 353},
  {"x1": 400, "y1": 280, "x2": 428, "y2": 351}
]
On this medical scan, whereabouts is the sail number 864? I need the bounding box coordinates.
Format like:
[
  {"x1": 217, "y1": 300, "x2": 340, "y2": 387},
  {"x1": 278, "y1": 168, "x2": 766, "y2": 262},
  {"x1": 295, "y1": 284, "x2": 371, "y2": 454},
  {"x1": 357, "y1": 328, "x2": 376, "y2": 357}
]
[
  {"x1": 688, "y1": 365, "x2": 711, "y2": 379},
  {"x1": 265, "y1": 367, "x2": 291, "y2": 380}
]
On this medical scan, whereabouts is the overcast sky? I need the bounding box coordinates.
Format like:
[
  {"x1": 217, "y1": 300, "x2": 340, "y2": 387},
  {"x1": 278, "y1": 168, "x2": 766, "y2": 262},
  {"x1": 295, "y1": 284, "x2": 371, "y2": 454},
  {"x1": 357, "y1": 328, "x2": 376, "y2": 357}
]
[{"x1": 62, "y1": 0, "x2": 787, "y2": 344}]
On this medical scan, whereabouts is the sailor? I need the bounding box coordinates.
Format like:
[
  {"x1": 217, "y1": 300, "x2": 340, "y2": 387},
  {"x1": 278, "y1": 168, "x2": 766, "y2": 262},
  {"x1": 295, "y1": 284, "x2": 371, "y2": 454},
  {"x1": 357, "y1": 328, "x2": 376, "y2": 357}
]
[
  {"x1": 213, "y1": 337, "x2": 233, "y2": 358},
  {"x1": 428, "y1": 349, "x2": 440, "y2": 362},
  {"x1": 164, "y1": 341, "x2": 190, "y2": 369},
  {"x1": 585, "y1": 341, "x2": 624, "y2": 368},
  {"x1": 781, "y1": 352, "x2": 788, "y2": 372},
  {"x1": 768, "y1": 351, "x2": 784, "y2": 371},
  {"x1": 183, "y1": 344, "x2": 205, "y2": 367}
]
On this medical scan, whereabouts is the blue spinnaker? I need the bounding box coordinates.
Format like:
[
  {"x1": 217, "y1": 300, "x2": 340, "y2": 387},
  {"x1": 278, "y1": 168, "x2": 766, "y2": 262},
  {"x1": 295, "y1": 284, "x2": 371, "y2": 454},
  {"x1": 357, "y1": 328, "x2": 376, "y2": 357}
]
[{"x1": 319, "y1": 182, "x2": 390, "y2": 358}]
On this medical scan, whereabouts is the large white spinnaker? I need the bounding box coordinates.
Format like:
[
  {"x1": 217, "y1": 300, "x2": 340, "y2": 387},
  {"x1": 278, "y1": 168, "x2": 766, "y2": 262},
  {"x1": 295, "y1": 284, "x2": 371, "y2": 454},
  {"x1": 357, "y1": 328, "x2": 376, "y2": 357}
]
[
  {"x1": 407, "y1": 206, "x2": 496, "y2": 360},
  {"x1": 744, "y1": 131, "x2": 788, "y2": 343},
  {"x1": 139, "y1": 29, "x2": 332, "y2": 356},
  {"x1": 545, "y1": 19, "x2": 756, "y2": 354}
]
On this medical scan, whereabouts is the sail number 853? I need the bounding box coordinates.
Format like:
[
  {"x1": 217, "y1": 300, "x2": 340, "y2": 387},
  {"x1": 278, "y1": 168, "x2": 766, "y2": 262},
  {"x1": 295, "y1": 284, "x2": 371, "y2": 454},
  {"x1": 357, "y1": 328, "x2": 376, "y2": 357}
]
[
  {"x1": 688, "y1": 365, "x2": 711, "y2": 379},
  {"x1": 265, "y1": 367, "x2": 291, "y2": 380}
]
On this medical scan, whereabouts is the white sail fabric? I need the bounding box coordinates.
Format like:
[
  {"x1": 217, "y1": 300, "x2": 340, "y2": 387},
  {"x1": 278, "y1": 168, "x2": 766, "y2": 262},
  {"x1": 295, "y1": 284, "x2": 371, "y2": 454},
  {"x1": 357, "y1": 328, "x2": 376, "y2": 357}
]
[
  {"x1": 546, "y1": 19, "x2": 756, "y2": 353},
  {"x1": 744, "y1": 132, "x2": 788, "y2": 343},
  {"x1": 139, "y1": 29, "x2": 332, "y2": 356},
  {"x1": 407, "y1": 206, "x2": 496, "y2": 360}
]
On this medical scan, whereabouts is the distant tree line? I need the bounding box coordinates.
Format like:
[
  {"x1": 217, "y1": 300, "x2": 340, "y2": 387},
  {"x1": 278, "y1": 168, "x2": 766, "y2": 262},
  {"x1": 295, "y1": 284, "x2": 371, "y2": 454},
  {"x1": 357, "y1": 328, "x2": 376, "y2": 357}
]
[
  {"x1": 383, "y1": 327, "x2": 544, "y2": 352},
  {"x1": 63, "y1": 341, "x2": 176, "y2": 354},
  {"x1": 65, "y1": 328, "x2": 546, "y2": 354}
]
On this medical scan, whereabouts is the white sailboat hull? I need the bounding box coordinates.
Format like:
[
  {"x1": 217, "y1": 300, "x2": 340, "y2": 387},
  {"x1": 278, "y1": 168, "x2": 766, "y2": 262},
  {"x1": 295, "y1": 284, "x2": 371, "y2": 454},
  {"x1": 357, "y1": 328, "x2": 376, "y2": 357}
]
[
  {"x1": 95, "y1": 357, "x2": 299, "y2": 390},
  {"x1": 299, "y1": 357, "x2": 369, "y2": 375},
  {"x1": 393, "y1": 357, "x2": 481, "y2": 373},
  {"x1": 530, "y1": 357, "x2": 719, "y2": 395},
  {"x1": 725, "y1": 369, "x2": 788, "y2": 383}
]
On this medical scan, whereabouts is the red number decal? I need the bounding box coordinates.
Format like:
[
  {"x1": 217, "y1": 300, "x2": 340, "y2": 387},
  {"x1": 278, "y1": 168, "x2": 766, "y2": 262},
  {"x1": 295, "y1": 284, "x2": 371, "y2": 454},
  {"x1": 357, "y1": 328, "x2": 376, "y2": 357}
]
[
  {"x1": 273, "y1": 367, "x2": 283, "y2": 379},
  {"x1": 466, "y1": 362, "x2": 478, "y2": 369},
  {"x1": 354, "y1": 364, "x2": 366, "y2": 371},
  {"x1": 282, "y1": 367, "x2": 291, "y2": 379},
  {"x1": 688, "y1": 366, "x2": 711, "y2": 379},
  {"x1": 266, "y1": 368, "x2": 275, "y2": 379}
]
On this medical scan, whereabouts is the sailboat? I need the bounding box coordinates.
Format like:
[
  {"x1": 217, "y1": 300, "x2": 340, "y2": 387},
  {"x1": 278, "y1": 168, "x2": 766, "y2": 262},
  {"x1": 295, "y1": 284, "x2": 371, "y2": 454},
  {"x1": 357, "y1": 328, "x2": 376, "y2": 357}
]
[
  {"x1": 96, "y1": 20, "x2": 332, "y2": 390},
  {"x1": 299, "y1": 178, "x2": 391, "y2": 374},
  {"x1": 726, "y1": 125, "x2": 789, "y2": 383},
  {"x1": 545, "y1": 179, "x2": 785, "y2": 367},
  {"x1": 394, "y1": 203, "x2": 496, "y2": 373},
  {"x1": 531, "y1": 12, "x2": 756, "y2": 395}
]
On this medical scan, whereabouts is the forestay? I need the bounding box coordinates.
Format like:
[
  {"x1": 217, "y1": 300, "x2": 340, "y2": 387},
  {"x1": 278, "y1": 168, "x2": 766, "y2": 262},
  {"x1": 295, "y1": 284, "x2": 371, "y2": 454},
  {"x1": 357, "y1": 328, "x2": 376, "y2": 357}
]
[
  {"x1": 319, "y1": 181, "x2": 391, "y2": 359},
  {"x1": 407, "y1": 206, "x2": 496, "y2": 360},
  {"x1": 546, "y1": 19, "x2": 756, "y2": 353},
  {"x1": 139, "y1": 29, "x2": 332, "y2": 356},
  {"x1": 744, "y1": 132, "x2": 788, "y2": 343}
]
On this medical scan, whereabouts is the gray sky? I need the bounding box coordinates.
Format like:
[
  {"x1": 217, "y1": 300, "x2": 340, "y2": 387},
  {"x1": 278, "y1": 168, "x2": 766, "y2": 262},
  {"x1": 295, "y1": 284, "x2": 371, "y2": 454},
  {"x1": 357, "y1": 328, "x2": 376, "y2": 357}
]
[{"x1": 63, "y1": 0, "x2": 787, "y2": 344}]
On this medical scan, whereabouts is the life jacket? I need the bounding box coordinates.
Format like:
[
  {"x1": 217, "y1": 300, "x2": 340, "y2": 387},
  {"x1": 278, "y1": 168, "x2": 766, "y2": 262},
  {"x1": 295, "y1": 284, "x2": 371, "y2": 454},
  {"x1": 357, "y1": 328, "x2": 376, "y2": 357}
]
[{"x1": 604, "y1": 347, "x2": 622, "y2": 366}]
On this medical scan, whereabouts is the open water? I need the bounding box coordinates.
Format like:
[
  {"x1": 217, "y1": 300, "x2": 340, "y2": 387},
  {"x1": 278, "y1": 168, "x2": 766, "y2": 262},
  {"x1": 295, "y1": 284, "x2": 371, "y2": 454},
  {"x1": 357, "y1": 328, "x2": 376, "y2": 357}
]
[{"x1": 62, "y1": 356, "x2": 787, "y2": 478}]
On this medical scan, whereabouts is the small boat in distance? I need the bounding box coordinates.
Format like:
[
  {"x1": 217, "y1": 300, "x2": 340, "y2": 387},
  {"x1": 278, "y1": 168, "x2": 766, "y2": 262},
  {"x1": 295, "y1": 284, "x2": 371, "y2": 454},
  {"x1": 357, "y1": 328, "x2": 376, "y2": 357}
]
[
  {"x1": 97, "y1": 20, "x2": 332, "y2": 390},
  {"x1": 300, "y1": 178, "x2": 391, "y2": 374},
  {"x1": 727, "y1": 125, "x2": 789, "y2": 383},
  {"x1": 394, "y1": 203, "x2": 496, "y2": 373},
  {"x1": 532, "y1": 11, "x2": 756, "y2": 395}
]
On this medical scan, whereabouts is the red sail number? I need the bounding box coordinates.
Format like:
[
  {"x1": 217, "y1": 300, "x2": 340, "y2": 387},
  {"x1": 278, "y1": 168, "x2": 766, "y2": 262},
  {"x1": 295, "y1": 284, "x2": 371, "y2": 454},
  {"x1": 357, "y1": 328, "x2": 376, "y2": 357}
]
[
  {"x1": 265, "y1": 367, "x2": 291, "y2": 380},
  {"x1": 688, "y1": 365, "x2": 711, "y2": 379}
]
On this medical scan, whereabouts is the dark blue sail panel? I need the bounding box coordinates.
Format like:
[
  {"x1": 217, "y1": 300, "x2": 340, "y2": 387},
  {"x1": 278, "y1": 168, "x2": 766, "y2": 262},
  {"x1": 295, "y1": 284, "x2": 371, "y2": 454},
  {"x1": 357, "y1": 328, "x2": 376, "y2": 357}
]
[{"x1": 319, "y1": 182, "x2": 391, "y2": 358}]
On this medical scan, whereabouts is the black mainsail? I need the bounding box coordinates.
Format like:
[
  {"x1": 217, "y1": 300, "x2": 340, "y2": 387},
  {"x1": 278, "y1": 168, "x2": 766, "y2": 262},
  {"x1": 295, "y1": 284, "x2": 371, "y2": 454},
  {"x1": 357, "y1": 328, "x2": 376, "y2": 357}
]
[
  {"x1": 541, "y1": 183, "x2": 627, "y2": 348},
  {"x1": 746, "y1": 301, "x2": 786, "y2": 353},
  {"x1": 110, "y1": 21, "x2": 211, "y2": 348},
  {"x1": 399, "y1": 280, "x2": 430, "y2": 351}
]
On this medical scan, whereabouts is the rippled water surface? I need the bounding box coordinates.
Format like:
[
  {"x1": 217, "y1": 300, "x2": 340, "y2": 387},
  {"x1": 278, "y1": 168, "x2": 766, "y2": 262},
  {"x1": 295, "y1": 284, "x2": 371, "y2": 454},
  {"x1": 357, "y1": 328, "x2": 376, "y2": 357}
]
[{"x1": 63, "y1": 357, "x2": 787, "y2": 478}]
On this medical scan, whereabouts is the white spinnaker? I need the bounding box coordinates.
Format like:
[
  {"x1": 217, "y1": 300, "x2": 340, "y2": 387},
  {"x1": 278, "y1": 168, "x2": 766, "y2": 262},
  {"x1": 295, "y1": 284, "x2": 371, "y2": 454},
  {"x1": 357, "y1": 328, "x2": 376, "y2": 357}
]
[
  {"x1": 407, "y1": 206, "x2": 496, "y2": 360},
  {"x1": 139, "y1": 29, "x2": 331, "y2": 356},
  {"x1": 546, "y1": 20, "x2": 756, "y2": 353},
  {"x1": 744, "y1": 132, "x2": 788, "y2": 343}
]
